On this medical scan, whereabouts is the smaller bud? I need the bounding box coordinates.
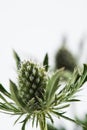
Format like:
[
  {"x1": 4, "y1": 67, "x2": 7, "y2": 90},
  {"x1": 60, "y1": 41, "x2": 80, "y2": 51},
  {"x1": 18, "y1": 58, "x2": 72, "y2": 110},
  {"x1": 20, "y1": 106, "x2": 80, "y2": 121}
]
[
  {"x1": 27, "y1": 65, "x2": 31, "y2": 70},
  {"x1": 19, "y1": 91, "x2": 24, "y2": 97},
  {"x1": 26, "y1": 81, "x2": 30, "y2": 87},
  {"x1": 29, "y1": 75, "x2": 34, "y2": 81},
  {"x1": 22, "y1": 78, "x2": 26, "y2": 82},
  {"x1": 36, "y1": 78, "x2": 40, "y2": 83},
  {"x1": 32, "y1": 84, "x2": 36, "y2": 89},
  {"x1": 25, "y1": 94, "x2": 30, "y2": 99},
  {"x1": 25, "y1": 72, "x2": 29, "y2": 78},
  {"x1": 32, "y1": 68, "x2": 36, "y2": 75},
  {"x1": 29, "y1": 89, "x2": 34, "y2": 94}
]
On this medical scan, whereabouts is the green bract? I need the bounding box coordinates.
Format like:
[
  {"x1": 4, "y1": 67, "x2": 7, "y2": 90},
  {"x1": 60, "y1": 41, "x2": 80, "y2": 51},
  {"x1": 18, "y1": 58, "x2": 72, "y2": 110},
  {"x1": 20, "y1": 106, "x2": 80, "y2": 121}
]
[{"x1": 0, "y1": 50, "x2": 87, "y2": 130}]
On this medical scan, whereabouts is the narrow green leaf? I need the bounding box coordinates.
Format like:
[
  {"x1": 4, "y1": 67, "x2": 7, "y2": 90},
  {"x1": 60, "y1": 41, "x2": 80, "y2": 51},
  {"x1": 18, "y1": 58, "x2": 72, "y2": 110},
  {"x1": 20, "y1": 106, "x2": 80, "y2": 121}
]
[
  {"x1": 36, "y1": 114, "x2": 39, "y2": 128},
  {"x1": 53, "y1": 104, "x2": 70, "y2": 110},
  {"x1": 32, "y1": 114, "x2": 35, "y2": 127},
  {"x1": 0, "y1": 84, "x2": 11, "y2": 98},
  {"x1": 21, "y1": 116, "x2": 29, "y2": 130},
  {"x1": 46, "y1": 112, "x2": 54, "y2": 123},
  {"x1": 52, "y1": 110, "x2": 86, "y2": 128},
  {"x1": 39, "y1": 113, "x2": 46, "y2": 129},
  {"x1": 46, "y1": 68, "x2": 64, "y2": 105},
  {"x1": 39, "y1": 114, "x2": 47, "y2": 130},
  {"x1": 0, "y1": 94, "x2": 8, "y2": 102},
  {"x1": 0, "y1": 110, "x2": 14, "y2": 115},
  {"x1": 14, "y1": 115, "x2": 23, "y2": 125},
  {"x1": 9, "y1": 80, "x2": 25, "y2": 112},
  {"x1": 0, "y1": 103, "x2": 15, "y2": 112},
  {"x1": 67, "y1": 99, "x2": 80, "y2": 102},
  {"x1": 80, "y1": 64, "x2": 87, "y2": 86},
  {"x1": 52, "y1": 110, "x2": 78, "y2": 124},
  {"x1": 43, "y1": 53, "x2": 49, "y2": 71},
  {"x1": 13, "y1": 50, "x2": 21, "y2": 69},
  {"x1": 0, "y1": 93, "x2": 17, "y2": 110},
  {"x1": 83, "y1": 64, "x2": 87, "y2": 75},
  {"x1": 0, "y1": 93, "x2": 21, "y2": 112}
]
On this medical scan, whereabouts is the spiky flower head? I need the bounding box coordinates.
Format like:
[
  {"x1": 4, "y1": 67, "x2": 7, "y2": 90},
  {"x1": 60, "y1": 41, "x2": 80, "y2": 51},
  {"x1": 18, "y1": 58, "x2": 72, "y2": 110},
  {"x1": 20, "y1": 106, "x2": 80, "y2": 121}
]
[
  {"x1": 0, "y1": 51, "x2": 87, "y2": 130},
  {"x1": 18, "y1": 61, "x2": 48, "y2": 111}
]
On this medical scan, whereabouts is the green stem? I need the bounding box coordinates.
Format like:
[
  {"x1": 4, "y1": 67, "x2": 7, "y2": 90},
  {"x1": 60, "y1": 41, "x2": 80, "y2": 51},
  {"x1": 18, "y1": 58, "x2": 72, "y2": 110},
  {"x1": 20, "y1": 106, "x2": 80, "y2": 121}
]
[{"x1": 39, "y1": 120, "x2": 47, "y2": 130}]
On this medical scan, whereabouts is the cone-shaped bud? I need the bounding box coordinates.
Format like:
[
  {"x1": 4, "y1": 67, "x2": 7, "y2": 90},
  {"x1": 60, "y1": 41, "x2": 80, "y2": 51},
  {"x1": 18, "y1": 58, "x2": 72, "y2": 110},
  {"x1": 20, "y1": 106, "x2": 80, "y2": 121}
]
[
  {"x1": 55, "y1": 47, "x2": 76, "y2": 72},
  {"x1": 18, "y1": 61, "x2": 48, "y2": 111}
]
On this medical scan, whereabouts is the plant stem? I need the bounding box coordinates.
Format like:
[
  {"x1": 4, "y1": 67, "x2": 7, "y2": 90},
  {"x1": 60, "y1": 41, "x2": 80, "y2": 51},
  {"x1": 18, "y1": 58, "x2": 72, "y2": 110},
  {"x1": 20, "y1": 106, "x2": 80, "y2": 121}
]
[{"x1": 39, "y1": 120, "x2": 47, "y2": 130}]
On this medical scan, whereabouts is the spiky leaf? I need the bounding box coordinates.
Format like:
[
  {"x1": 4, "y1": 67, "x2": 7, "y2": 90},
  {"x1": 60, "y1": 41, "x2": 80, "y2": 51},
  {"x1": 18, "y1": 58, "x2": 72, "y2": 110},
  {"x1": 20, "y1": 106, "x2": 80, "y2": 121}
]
[
  {"x1": 46, "y1": 68, "x2": 64, "y2": 105},
  {"x1": 9, "y1": 80, "x2": 25, "y2": 112},
  {"x1": 43, "y1": 53, "x2": 49, "y2": 71},
  {"x1": 0, "y1": 84, "x2": 11, "y2": 98},
  {"x1": 13, "y1": 50, "x2": 21, "y2": 69}
]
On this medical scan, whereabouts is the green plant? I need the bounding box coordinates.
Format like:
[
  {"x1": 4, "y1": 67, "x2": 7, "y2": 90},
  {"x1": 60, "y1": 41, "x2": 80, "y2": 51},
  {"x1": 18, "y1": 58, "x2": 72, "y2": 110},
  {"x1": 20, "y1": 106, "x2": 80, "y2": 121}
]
[
  {"x1": 0, "y1": 50, "x2": 87, "y2": 130},
  {"x1": 55, "y1": 42, "x2": 76, "y2": 72}
]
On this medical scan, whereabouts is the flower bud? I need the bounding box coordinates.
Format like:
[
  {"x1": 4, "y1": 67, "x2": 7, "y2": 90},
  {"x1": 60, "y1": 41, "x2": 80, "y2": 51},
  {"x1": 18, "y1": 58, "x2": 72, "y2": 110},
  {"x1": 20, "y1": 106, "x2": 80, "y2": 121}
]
[{"x1": 18, "y1": 61, "x2": 48, "y2": 111}]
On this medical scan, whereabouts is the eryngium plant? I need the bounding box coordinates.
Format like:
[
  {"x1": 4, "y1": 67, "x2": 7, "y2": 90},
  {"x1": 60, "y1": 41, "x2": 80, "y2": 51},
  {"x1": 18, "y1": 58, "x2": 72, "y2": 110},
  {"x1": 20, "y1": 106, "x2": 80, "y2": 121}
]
[{"x1": 0, "y1": 50, "x2": 87, "y2": 130}]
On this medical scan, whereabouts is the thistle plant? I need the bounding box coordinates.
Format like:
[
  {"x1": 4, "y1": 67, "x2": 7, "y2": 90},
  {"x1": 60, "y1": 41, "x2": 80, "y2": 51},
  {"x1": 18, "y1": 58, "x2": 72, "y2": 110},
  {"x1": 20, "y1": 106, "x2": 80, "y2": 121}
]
[{"x1": 0, "y1": 50, "x2": 87, "y2": 130}]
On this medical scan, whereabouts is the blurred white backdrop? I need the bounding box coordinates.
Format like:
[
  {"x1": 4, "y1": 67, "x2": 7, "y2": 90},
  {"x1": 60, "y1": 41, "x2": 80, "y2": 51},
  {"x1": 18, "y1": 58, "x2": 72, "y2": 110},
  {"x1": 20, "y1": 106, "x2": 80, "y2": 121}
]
[{"x1": 0, "y1": 0, "x2": 87, "y2": 130}]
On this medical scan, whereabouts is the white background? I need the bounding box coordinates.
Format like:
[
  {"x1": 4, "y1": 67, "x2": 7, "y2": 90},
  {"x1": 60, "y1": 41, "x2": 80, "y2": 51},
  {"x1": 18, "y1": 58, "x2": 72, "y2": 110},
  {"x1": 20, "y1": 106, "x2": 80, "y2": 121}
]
[{"x1": 0, "y1": 0, "x2": 87, "y2": 130}]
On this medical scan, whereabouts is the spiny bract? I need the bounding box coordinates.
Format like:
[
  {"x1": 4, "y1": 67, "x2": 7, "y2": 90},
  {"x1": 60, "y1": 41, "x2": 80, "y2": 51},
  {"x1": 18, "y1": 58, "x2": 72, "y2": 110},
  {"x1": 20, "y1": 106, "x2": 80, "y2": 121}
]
[{"x1": 18, "y1": 61, "x2": 48, "y2": 111}]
